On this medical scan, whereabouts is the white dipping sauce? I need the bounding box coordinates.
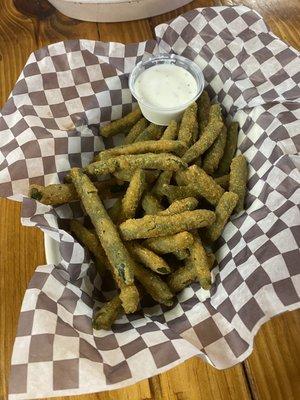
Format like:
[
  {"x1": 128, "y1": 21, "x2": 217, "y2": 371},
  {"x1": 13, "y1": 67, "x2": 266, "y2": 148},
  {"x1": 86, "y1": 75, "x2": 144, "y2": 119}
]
[{"x1": 134, "y1": 63, "x2": 198, "y2": 125}]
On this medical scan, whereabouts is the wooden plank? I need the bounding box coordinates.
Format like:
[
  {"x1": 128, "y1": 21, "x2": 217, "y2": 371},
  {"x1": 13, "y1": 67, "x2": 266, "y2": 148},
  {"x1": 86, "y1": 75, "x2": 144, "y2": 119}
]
[
  {"x1": 148, "y1": 358, "x2": 251, "y2": 400},
  {"x1": 98, "y1": 19, "x2": 153, "y2": 43},
  {"x1": 244, "y1": 311, "x2": 300, "y2": 400},
  {"x1": 36, "y1": 11, "x2": 100, "y2": 46},
  {"x1": 0, "y1": 0, "x2": 37, "y2": 105},
  {"x1": 0, "y1": 199, "x2": 46, "y2": 399},
  {"x1": 0, "y1": 2, "x2": 43, "y2": 398}
]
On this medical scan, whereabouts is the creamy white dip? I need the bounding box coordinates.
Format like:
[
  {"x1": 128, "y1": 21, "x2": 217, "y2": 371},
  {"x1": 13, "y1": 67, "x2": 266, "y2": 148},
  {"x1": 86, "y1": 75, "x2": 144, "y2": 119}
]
[{"x1": 134, "y1": 63, "x2": 198, "y2": 125}]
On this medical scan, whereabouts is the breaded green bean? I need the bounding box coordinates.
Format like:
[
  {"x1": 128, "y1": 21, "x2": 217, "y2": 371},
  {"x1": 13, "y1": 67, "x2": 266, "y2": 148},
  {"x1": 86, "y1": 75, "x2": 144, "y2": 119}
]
[
  {"x1": 118, "y1": 283, "x2": 140, "y2": 314},
  {"x1": 98, "y1": 218, "x2": 135, "y2": 284},
  {"x1": 151, "y1": 171, "x2": 173, "y2": 198},
  {"x1": 114, "y1": 169, "x2": 159, "y2": 183},
  {"x1": 70, "y1": 168, "x2": 139, "y2": 313},
  {"x1": 121, "y1": 169, "x2": 146, "y2": 220},
  {"x1": 142, "y1": 193, "x2": 164, "y2": 215},
  {"x1": 177, "y1": 102, "x2": 197, "y2": 146},
  {"x1": 229, "y1": 155, "x2": 248, "y2": 213},
  {"x1": 119, "y1": 210, "x2": 215, "y2": 240},
  {"x1": 29, "y1": 178, "x2": 125, "y2": 206},
  {"x1": 216, "y1": 121, "x2": 239, "y2": 176},
  {"x1": 202, "y1": 125, "x2": 227, "y2": 175},
  {"x1": 85, "y1": 153, "x2": 187, "y2": 176},
  {"x1": 197, "y1": 90, "x2": 210, "y2": 134},
  {"x1": 207, "y1": 252, "x2": 216, "y2": 270},
  {"x1": 107, "y1": 198, "x2": 123, "y2": 224},
  {"x1": 127, "y1": 242, "x2": 171, "y2": 274},
  {"x1": 182, "y1": 104, "x2": 223, "y2": 164},
  {"x1": 161, "y1": 120, "x2": 178, "y2": 140},
  {"x1": 135, "y1": 123, "x2": 164, "y2": 142},
  {"x1": 158, "y1": 197, "x2": 198, "y2": 215},
  {"x1": 206, "y1": 191, "x2": 238, "y2": 242},
  {"x1": 100, "y1": 107, "x2": 142, "y2": 138},
  {"x1": 189, "y1": 235, "x2": 211, "y2": 290},
  {"x1": 94, "y1": 140, "x2": 188, "y2": 162},
  {"x1": 70, "y1": 218, "x2": 139, "y2": 313},
  {"x1": 214, "y1": 175, "x2": 229, "y2": 190},
  {"x1": 132, "y1": 263, "x2": 173, "y2": 306},
  {"x1": 29, "y1": 183, "x2": 78, "y2": 205},
  {"x1": 124, "y1": 118, "x2": 148, "y2": 145},
  {"x1": 70, "y1": 220, "x2": 108, "y2": 276},
  {"x1": 174, "y1": 249, "x2": 190, "y2": 260},
  {"x1": 63, "y1": 173, "x2": 72, "y2": 183},
  {"x1": 192, "y1": 119, "x2": 199, "y2": 144},
  {"x1": 167, "y1": 251, "x2": 215, "y2": 293},
  {"x1": 144, "y1": 231, "x2": 194, "y2": 254},
  {"x1": 93, "y1": 295, "x2": 123, "y2": 330},
  {"x1": 176, "y1": 165, "x2": 224, "y2": 206},
  {"x1": 161, "y1": 184, "x2": 199, "y2": 203},
  {"x1": 167, "y1": 262, "x2": 196, "y2": 293}
]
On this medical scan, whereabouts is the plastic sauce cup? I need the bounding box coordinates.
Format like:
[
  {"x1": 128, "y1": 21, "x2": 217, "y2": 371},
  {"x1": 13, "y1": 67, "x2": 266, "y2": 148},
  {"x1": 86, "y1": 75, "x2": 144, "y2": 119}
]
[{"x1": 129, "y1": 54, "x2": 204, "y2": 126}]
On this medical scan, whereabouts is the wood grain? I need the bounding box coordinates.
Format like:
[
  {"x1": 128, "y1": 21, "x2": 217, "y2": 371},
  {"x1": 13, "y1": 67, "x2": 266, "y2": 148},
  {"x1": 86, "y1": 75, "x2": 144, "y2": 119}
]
[
  {"x1": 98, "y1": 19, "x2": 153, "y2": 43},
  {"x1": 245, "y1": 311, "x2": 300, "y2": 400},
  {"x1": 0, "y1": 0, "x2": 300, "y2": 399}
]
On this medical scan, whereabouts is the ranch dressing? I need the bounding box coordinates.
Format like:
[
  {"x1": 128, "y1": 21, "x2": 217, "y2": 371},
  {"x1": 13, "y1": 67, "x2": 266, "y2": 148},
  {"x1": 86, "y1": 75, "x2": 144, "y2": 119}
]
[{"x1": 133, "y1": 63, "x2": 198, "y2": 125}]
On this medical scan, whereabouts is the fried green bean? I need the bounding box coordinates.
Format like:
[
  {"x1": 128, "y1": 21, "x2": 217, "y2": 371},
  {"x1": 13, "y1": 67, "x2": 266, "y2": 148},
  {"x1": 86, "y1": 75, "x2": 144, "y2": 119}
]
[
  {"x1": 127, "y1": 242, "x2": 171, "y2": 274},
  {"x1": 177, "y1": 102, "x2": 197, "y2": 146},
  {"x1": 144, "y1": 231, "x2": 194, "y2": 254},
  {"x1": 176, "y1": 165, "x2": 224, "y2": 206},
  {"x1": 100, "y1": 107, "x2": 142, "y2": 138},
  {"x1": 206, "y1": 191, "x2": 238, "y2": 242},
  {"x1": 119, "y1": 210, "x2": 215, "y2": 240},
  {"x1": 107, "y1": 198, "x2": 123, "y2": 224},
  {"x1": 158, "y1": 197, "x2": 198, "y2": 215},
  {"x1": 214, "y1": 174, "x2": 229, "y2": 190},
  {"x1": 70, "y1": 168, "x2": 139, "y2": 313},
  {"x1": 93, "y1": 295, "x2": 123, "y2": 330},
  {"x1": 151, "y1": 171, "x2": 173, "y2": 198},
  {"x1": 85, "y1": 153, "x2": 187, "y2": 176},
  {"x1": 202, "y1": 125, "x2": 227, "y2": 175},
  {"x1": 121, "y1": 169, "x2": 146, "y2": 220},
  {"x1": 124, "y1": 117, "x2": 148, "y2": 145},
  {"x1": 29, "y1": 178, "x2": 125, "y2": 206},
  {"x1": 135, "y1": 123, "x2": 164, "y2": 142},
  {"x1": 94, "y1": 140, "x2": 187, "y2": 162},
  {"x1": 189, "y1": 235, "x2": 211, "y2": 290},
  {"x1": 229, "y1": 155, "x2": 248, "y2": 213},
  {"x1": 132, "y1": 263, "x2": 173, "y2": 306},
  {"x1": 197, "y1": 90, "x2": 210, "y2": 134},
  {"x1": 161, "y1": 120, "x2": 178, "y2": 140},
  {"x1": 216, "y1": 121, "x2": 239, "y2": 176},
  {"x1": 174, "y1": 249, "x2": 190, "y2": 260},
  {"x1": 182, "y1": 104, "x2": 223, "y2": 164},
  {"x1": 167, "y1": 251, "x2": 214, "y2": 293},
  {"x1": 70, "y1": 220, "x2": 108, "y2": 276},
  {"x1": 161, "y1": 184, "x2": 199, "y2": 203},
  {"x1": 114, "y1": 169, "x2": 159, "y2": 183},
  {"x1": 167, "y1": 262, "x2": 196, "y2": 293},
  {"x1": 118, "y1": 284, "x2": 140, "y2": 314},
  {"x1": 192, "y1": 118, "x2": 199, "y2": 144},
  {"x1": 142, "y1": 193, "x2": 164, "y2": 215}
]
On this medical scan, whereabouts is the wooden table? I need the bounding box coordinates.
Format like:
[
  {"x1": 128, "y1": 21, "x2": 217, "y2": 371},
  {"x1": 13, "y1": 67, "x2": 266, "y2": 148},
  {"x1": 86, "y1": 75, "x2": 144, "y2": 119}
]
[{"x1": 0, "y1": 1, "x2": 299, "y2": 399}]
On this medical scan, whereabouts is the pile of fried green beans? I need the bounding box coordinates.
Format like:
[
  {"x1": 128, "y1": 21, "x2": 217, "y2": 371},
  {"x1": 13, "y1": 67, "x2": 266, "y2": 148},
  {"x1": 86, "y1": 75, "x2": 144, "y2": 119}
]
[{"x1": 28, "y1": 91, "x2": 248, "y2": 330}]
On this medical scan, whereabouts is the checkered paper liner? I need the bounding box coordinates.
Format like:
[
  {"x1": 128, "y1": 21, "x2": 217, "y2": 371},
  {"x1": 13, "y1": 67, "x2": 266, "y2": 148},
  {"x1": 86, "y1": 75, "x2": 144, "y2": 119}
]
[{"x1": 0, "y1": 5, "x2": 299, "y2": 399}]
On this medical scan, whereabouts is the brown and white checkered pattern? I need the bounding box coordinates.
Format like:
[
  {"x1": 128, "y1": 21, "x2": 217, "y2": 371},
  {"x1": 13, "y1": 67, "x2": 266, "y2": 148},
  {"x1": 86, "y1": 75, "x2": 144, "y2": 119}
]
[{"x1": 0, "y1": 6, "x2": 299, "y2": 399}]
